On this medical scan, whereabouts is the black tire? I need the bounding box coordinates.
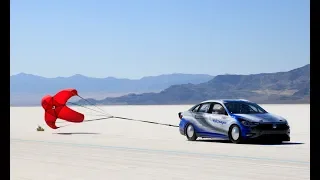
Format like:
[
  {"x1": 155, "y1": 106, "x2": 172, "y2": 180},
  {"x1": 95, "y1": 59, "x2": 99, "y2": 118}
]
[
  {"x1": 266, "y1": 138, "x2": 283, "y2": 144},
  {"x1": 228, "y1": 124, "x2": 243, "y2": 144},
  {"x1": 185, "y1": 124, "x2": 197, "y2": 141},
  {"x1": 272, "y1": 140, "x2": 283, "y2": 144}
]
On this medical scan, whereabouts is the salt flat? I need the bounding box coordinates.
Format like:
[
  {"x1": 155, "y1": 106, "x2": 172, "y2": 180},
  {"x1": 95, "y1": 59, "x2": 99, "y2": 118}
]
[{"x1": 10, "y1": 104, "x2": 310, "y2": 180}]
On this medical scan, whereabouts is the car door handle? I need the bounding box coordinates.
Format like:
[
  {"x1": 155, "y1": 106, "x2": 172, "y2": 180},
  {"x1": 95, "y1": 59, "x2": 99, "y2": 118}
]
[{"x1": 195, "y1": 115, "x2": 202, "y2": 119}]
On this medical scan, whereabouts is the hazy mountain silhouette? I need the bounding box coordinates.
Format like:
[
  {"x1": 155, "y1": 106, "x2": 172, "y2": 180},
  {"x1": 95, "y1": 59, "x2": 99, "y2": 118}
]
[
  {"x1": 10, "y1": 73, "x2": 214, "y2": 105},
  {"x1": 77, "y1": 64, "x2": 310, "y2": 105}
]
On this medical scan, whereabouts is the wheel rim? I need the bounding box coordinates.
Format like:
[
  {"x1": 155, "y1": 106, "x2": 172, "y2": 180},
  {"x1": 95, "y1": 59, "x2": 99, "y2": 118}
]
[
  {"x1": 231, "y1": 126, "x2": 240, "y2": 140},
  {"x1": 186, "y1": 125, "x2": 194, "y2": 138}
]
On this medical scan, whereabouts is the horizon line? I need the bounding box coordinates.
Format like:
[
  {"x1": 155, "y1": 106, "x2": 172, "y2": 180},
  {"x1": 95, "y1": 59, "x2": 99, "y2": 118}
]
[{"x1": 10, "y1": 63, "x2": 309, "y2": 80}]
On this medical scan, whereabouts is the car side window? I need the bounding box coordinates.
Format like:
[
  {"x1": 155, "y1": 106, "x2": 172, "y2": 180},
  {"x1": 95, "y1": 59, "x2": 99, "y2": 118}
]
[
  {"x1": 192, "y1": 105, "x2": 201, "y2": 112},
  {"x1": 212, "y1": 103, "x2": 227, "y2": 115},
  {"x1": 247, "y1": 104, "x2": 264, "y2": 113},
  {"x1": 198, "y1": 103, "x2": 211, "y2": 113}
]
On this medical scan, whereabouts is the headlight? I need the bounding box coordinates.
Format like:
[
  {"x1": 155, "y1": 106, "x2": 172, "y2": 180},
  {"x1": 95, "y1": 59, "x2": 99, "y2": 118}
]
[
  {"x1": 239, "y1": 118, "x2": 259, "y2": 127},
  {"x1": 281, "y1": 119, "x2": 289, "y2": 126},
  {"x1": 285, "y1": 122, "x2": 290, "y2": 128}
]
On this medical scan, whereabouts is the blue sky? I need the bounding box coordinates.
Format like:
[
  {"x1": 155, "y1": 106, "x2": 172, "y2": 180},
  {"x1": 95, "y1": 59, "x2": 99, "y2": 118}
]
[{"x1": 10, "y1": 0, "x2": 310, "y2": 79}]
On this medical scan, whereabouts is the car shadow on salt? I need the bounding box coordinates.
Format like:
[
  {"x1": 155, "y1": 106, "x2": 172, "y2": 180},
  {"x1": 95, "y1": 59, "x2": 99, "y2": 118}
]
[
  {"x1": 53, "y1": 132, "x2": 100, "y2": 135},
  {"x1": 196, "y1": 139, "x2": 304, "y2": 145},
  {"x1": 246, "y1": 141, "x2": 305, "y2": 145}
]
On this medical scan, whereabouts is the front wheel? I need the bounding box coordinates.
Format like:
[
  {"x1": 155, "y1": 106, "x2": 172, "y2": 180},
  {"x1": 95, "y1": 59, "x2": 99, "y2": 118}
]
[
  {"x1": 185, "y1": 124, "x2": 197, "y2": 141},
  {"x1": 228, "y1": 124, "x2": 243, "y2": 144}
]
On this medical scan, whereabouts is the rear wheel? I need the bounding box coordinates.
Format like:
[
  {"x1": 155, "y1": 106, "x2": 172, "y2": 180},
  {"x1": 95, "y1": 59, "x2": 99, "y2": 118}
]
[
  {"x1": 185, "y1": 124, "x2": 197, "y2": 141},
  {"x1": 228, "y1": 124, "x2": 243, "y2": 144}
]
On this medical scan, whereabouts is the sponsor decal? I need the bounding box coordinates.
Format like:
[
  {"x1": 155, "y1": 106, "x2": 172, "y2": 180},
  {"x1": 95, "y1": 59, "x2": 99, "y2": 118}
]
[{"x1": 212, "y1": 119, "x2": 226, "y2": 125}]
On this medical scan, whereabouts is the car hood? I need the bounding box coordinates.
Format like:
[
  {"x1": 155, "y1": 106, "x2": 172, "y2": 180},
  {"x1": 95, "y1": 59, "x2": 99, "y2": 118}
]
[{"x1": 232, "y1": 113, "x2": 286, "y2": 123}]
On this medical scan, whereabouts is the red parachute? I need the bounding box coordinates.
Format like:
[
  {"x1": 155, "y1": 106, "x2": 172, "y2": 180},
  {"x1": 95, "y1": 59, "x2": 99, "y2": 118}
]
[{"x1": 41, "y1": 88, "x2": 85, "y2": 129}]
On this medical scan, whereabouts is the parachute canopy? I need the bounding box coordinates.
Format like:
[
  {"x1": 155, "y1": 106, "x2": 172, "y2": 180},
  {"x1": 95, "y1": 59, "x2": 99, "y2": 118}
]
[{"x1": 41, "y1": 88, "x2": 84, "y2": 129}]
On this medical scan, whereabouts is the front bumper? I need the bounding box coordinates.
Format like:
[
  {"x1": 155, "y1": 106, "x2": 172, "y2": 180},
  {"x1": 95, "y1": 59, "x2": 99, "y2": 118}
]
[{"x1": 242, "y1": 123, "x2": 290, "y2": 141}]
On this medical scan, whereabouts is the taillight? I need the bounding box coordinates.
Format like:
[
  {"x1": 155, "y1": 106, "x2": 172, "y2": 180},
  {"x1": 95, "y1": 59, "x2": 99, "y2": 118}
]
[{"x1": 178, "y1": 112, "x2": 183, "y2": 119}]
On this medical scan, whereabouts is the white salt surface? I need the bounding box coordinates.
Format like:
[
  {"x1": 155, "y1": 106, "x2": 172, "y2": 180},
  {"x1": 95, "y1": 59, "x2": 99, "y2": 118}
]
[{"x1": 10, "y1": 104, "x2": 310, "y2": 180}]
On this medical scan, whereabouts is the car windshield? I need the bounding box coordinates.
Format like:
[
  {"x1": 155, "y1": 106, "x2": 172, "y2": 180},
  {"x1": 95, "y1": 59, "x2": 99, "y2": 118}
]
[{"x1": 224, "y1": 101, "x2": 267, "y2": 114}]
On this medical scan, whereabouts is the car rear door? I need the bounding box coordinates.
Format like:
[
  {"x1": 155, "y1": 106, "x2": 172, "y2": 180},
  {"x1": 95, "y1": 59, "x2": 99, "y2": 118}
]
[
  {"x1": 193, "y1": 102, "x2": 211, "y2": 120},
  {"x1": 192, "y1": 102, "x2": 227, "y2": 134},
  {"x1": 191, "y1": 103, "x2": 216, "y2": 132},
  {"x1": 206, "y1": 103, "x2": 230, "y2": 135}
]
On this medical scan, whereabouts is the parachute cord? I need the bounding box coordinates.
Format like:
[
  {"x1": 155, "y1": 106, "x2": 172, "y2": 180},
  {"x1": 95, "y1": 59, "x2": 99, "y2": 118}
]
[
  {"x1": 67, "y1": 102, "x2": 112, "y2": 117},
  {"x1": 111, "y1": 116, "x2": 179, "y2": 127},
  {"x1": 76, "y1": 94, "x2": 112, "y2": 117},
  {"x1": 82, "y1": 117, "x2": 113, "y2": 122},
  {"x1": 54, "y1": 93, "x2": 178, "y2": 128},
  {"x1": 79, "y1": 115, "x2": 178, "y2": 127},
  {"x1": 55, "y1": 117, "x2": 111, "y2": 124},
  {"x1": 56, "y1": 116, "x2": 178, "y2": 128}
]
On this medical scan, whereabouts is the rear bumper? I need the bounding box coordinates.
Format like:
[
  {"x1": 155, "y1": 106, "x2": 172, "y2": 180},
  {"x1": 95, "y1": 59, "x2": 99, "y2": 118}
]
[{"x1": 179, "y1": 119, "x2": 188, "y2": 135}]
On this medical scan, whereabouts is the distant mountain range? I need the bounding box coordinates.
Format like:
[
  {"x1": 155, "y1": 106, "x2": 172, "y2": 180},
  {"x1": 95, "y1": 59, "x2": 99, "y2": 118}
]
[
  {"x1": 76, "y1": 64, "x2": 310, "y2": 105},
  {"x1": 10, "y1": 73, "x2": 214, "y2": 105}
]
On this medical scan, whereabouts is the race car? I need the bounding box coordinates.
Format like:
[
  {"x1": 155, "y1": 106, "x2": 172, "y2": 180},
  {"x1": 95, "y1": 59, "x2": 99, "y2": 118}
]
[{"x1": 178, "y1": 99, "x2": 290, "y2": 143}]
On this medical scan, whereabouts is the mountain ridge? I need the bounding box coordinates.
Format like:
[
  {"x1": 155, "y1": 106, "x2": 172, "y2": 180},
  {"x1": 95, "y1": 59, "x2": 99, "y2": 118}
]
[
  {"x1": 10, "y1": 73, "x2": 215, "y2": 105},
  {"x1": 77, "y1": 64, "x2": 310, "y2": 105}
]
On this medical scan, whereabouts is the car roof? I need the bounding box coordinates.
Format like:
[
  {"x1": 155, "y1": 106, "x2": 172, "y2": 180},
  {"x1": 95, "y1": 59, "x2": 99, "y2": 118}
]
[{"x1": 200, "y1": 99, "x2": 252, "y2": 104}]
